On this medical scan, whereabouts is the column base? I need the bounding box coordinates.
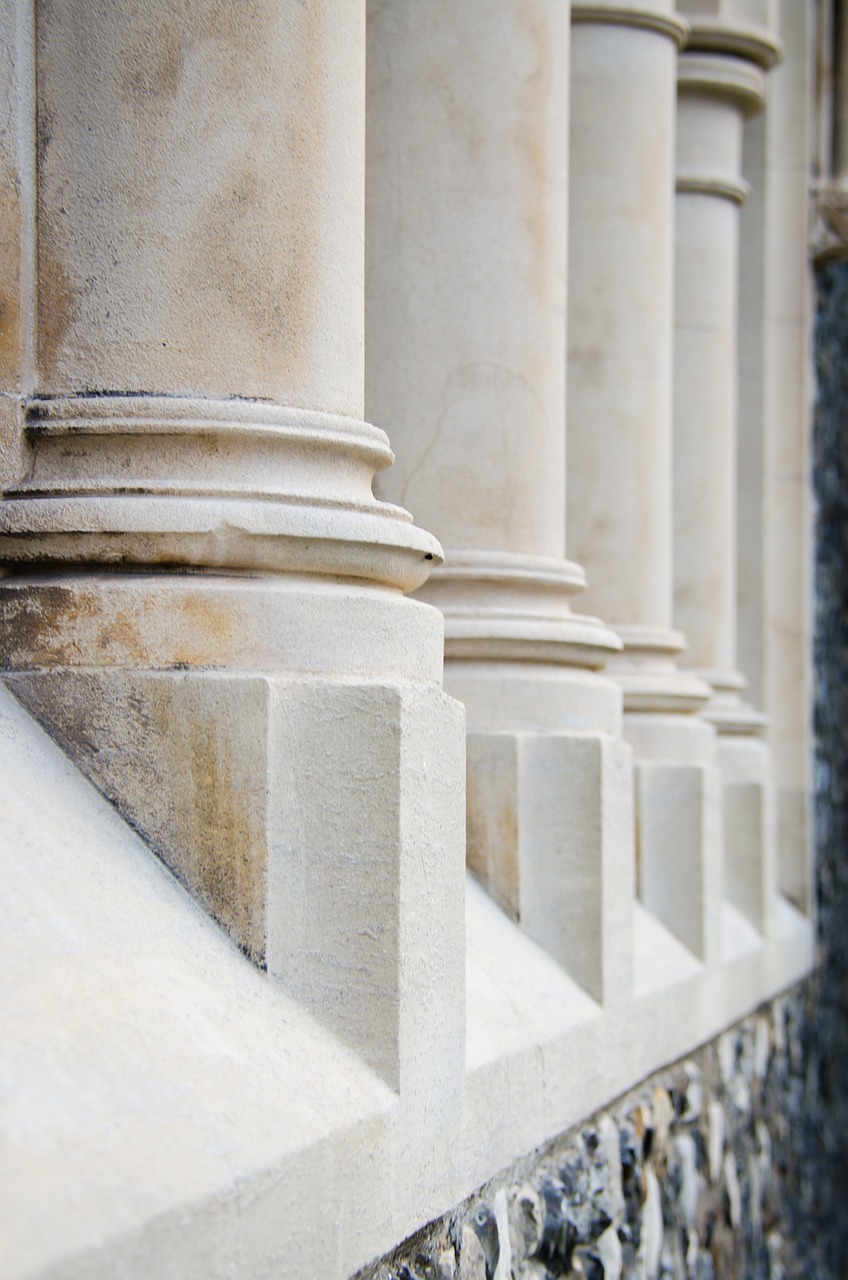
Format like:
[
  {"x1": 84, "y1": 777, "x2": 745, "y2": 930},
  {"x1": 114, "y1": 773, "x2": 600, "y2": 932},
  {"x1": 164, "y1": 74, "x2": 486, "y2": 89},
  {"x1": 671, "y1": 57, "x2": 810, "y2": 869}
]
[
  {"x1": 0, "y1": 573, "x2": 466, "y2": 1095},
  {"x1": 417, "y1": 549, "x2": 633, "y2": 1002},
  {"x1": 416, "y1": 549, "x2": 623, "y2": 668},
  {"x1": 606, "y1": 624, "x2": 713, "y2": 714}
]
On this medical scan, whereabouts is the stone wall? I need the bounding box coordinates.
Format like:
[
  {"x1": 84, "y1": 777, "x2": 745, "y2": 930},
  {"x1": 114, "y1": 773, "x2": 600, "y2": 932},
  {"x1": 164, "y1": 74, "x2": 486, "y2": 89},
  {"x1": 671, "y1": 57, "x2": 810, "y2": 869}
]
[
  {"x1": 355, "y1": 997, "x2": 816, "y2": 1280},
  {"x1": 351, "y1": 247, "x2": 848, "y2": 1280}
]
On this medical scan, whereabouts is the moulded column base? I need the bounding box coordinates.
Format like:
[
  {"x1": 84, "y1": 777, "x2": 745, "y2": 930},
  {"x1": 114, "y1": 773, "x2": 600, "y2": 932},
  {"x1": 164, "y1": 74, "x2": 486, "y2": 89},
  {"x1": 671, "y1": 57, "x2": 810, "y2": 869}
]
[
  {"x1": 465, "y1": 728, "x2": 634, "y2": 1008},
  {"x1": 0, "y1": 574, "x2": 467, "y2": 1102}
]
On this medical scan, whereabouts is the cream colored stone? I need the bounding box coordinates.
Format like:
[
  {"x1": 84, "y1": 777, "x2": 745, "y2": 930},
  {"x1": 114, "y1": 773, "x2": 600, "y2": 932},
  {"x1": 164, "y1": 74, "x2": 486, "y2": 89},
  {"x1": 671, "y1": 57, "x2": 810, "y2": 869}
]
[
  {"x1": 266, "y1": 678, "x2": 466, "y2": 1098},
  {"x1": 0, "y1": 0, "x2": 468, "y2": 1105},
  {"x1": 737, "y1": 103, "x2": 767, "y2": 708},
  {"x1": 34, "y1": 0, "x2": 363, "y2": 412},
  {"x1": 673, "y1": 13, "x2": 781, "y2": 957},
  {"x1": 0, "y1": 395, "x2": 441, "y2": 586},
  {"x1": 0, "y1": 2, "x2": 821, "y2": 1276},
  {"x1": 637, "y1": 759, "x2": 722, "y2": 963},
  {"x1": 718, "y1": 736, "x2": 777, "y2": 935},
  {"x1": 0, "y1": 684, "x2": 396, "y2": 1280},
  {"x1": 568, "y1": 10, "x2": 685, "y2": 633},
  {"x1": 568, "y1": 4, "x2": 724, "y2": 962},
  {"x1": 366, "y1": 0, "x2": 634, "y2": 991},
  {"x1": 0, "y1": 0, "x2": 32, "y2": 489},
  {"x1": 467, "y1": 728, "x2": 633, "y2": 1004},
  {"x1": 366, "y1": 0, "x2": 569, "y2": 561},
  {"x1": 0, "y1": 686, "x2": 815, "y2": 1278},
  {"x1": 760, "y1": 0, "x2": 815, "y2": 911}
]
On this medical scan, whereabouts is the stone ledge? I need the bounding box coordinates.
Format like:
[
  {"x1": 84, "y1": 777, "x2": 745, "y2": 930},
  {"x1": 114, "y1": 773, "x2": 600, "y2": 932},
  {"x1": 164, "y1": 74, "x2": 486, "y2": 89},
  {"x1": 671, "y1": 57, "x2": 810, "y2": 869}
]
[{"x1": 0, "y1": 687, "x2": 814, "y2": 1280}]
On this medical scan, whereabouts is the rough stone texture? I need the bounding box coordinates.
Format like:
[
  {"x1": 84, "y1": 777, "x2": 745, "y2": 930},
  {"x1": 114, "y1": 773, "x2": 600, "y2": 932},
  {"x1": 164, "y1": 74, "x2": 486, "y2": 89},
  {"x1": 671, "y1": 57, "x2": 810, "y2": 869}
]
[
  {"x1": 353, "y1": 999, "x2": 812, "y2": 1280},
  {"x1": 350, "y1": 258, "x2": 848, "y2": 1280}
]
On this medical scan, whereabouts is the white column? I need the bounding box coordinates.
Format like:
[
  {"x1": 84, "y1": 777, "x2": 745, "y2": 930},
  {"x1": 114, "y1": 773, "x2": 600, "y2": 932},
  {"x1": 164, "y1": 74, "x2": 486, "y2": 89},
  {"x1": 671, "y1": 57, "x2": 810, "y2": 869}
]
[
  {"x1": 738, "y1": 0, "x2": 814, "y2": 914},
  {"x1": 568, "y1": 2, "x2": 722, "y2": 964},
  {"x1": 0, "y1": 0, "x2": 467, "y2": 1114},
  {"x1": 673, "y1": 5, "x2": 781, "y2": 938},
  {"x1": 367, "y1": 0, "x2": 634, "y2": 1004}
]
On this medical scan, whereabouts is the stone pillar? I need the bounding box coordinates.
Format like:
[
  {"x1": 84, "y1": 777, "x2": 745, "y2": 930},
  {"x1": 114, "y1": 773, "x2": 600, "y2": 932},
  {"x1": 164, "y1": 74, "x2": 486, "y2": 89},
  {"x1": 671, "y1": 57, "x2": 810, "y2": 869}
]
[
  {"x1": 366, "y1": 0, "x2": 634, "y2": 1005},
  {"x1": 738, "y1": 0, "x2": 815, "y2": 915},
  {"x1": 567, "y1": 2, "x2": 722, "y2": 964},
  {"x1": 673, "y1": 5, "x2": 781, "y2": 938},
  {"x1": 0, "y1": 0, "x2": 467, "y2": 1110}
]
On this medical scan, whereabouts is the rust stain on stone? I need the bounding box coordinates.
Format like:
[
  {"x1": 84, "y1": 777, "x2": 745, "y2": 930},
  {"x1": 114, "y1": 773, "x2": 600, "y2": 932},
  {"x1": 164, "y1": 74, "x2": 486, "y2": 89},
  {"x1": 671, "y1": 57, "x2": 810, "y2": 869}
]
[
  {"x1": 6, "y1": 669, "x2": 266, "y2": 963},
  {"x1": 0, "y1": 292, "x2": 21, "y2": 377},
  {"x1": 95, "y1": 610, "x2": 150, "y2": 666},
  {"x1": 173, "y1": 592, "x2": 241, "y2": 666}
]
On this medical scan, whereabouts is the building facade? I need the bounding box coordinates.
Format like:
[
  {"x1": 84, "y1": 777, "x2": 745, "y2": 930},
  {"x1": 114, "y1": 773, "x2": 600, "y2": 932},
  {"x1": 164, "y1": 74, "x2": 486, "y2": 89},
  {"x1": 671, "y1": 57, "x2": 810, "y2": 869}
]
[{"x1": 0, "y1": 1, "x2": 837, "y2": 1276}]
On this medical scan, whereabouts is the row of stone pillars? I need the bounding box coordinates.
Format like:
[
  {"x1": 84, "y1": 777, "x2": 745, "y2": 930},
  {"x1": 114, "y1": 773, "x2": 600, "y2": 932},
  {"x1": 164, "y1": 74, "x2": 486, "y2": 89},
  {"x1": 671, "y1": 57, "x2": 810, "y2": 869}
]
[{"x1": 0, "y1": 0, "x2": 799, "y2": 1098}]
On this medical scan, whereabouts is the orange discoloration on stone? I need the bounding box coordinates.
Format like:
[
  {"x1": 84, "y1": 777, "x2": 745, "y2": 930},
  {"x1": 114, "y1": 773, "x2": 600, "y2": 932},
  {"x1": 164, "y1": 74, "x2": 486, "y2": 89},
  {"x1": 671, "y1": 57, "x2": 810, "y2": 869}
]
[
  {"x1": 467, "y1": 766, "x2": 520, "y2": 920},
  {"x1": 94, "y1": 609, "x2": 150, "y2": 666},
  {"x1": 172, "y1": 590, "x2": 244, "y2": 667},
  {"x1": 183, "y1": 711, "x2": 265, "y2": 961},
  {"x1": 5, "y1": 666, "x2": 268, "y2": 963},
  {"x1": 0, "y1": 580, "x2": 253, "y2": 671}
]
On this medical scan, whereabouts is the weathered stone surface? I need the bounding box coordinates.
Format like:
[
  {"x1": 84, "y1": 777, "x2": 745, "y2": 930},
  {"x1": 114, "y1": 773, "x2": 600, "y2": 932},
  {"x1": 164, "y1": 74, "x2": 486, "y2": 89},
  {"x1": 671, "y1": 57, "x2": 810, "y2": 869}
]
[{"x1": 354, "y1": 997, "x2": 820, "y2": 1279}]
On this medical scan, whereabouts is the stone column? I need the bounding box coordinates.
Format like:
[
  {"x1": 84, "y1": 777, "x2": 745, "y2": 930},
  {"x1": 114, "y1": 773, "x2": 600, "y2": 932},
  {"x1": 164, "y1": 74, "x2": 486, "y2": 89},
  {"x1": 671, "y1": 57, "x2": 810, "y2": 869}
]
[
  {"x1": 673, "y1": 4, "x2": 781, "y2": 938},
  {"x1": 567, "y1": 2, "x2": 722, "y2": 964},
  {"x1": 738, "y1": 0, "x2": 814, "y2": 915},
  {"x1": 367, "y1": 0, "x2": 634, "y2": 1005},
  {"x1": 0, "y1": 0, "x2": 467, "y2": 1115}
]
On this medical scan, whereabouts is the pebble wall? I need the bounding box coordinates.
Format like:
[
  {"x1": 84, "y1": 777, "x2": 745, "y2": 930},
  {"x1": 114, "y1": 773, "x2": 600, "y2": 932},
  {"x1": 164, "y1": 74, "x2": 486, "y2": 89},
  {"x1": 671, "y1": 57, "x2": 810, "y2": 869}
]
[{"x1": 353, "y1": 261, "x2": 848, "y2": 1280}]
